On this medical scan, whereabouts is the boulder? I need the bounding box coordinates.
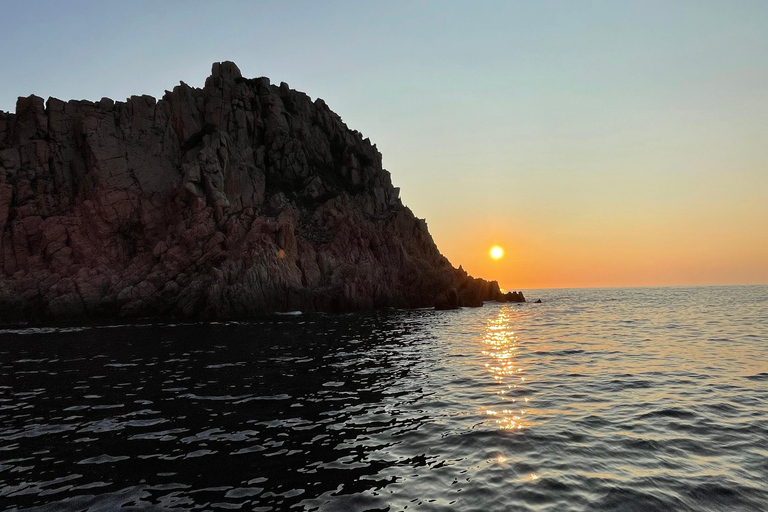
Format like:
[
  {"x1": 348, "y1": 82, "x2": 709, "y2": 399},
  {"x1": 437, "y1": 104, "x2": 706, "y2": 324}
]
[{"x1": 503, "y1": 291, "x2": 526, "y2": 303}]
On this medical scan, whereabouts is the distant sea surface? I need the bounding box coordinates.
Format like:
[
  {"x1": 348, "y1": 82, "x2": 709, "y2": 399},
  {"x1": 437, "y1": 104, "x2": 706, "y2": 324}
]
[{"x1": 1, "y1": 286, "x2": 767, "y2": 511}]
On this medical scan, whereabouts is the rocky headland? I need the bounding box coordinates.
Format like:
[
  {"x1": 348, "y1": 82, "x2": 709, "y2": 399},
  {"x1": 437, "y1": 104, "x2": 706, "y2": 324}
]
[{"x1": 0, "y1": 62, "x2": 523, "y2": 324}]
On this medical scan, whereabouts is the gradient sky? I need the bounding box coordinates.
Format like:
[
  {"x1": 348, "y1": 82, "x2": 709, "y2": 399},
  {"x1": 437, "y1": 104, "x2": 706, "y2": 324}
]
[{"x1": 2, "y1": 0, "x2": 766, "y2": 289}]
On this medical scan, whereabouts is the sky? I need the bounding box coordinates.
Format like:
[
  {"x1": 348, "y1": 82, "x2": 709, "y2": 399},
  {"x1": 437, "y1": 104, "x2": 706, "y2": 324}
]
[{"x1": 1, "y1": 0, "x2": 766, "y2": 289}]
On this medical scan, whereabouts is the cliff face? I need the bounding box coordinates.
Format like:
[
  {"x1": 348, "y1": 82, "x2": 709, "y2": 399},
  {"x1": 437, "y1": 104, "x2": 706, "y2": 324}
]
[{"x1": 0, "y1": 62, "x2": 504, "y2": 323}]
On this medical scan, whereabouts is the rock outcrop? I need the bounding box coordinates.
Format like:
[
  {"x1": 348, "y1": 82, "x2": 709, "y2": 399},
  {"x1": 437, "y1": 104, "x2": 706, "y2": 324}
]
[
  {"x1": 0, "y1": 62, "x2": 510, "y2": 324},
  {"x1": 503, "y1": 291, "x2": 526, "y2": 303}
]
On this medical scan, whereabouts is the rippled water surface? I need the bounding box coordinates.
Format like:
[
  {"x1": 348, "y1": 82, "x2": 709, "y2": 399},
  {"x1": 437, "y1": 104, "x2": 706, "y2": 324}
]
[{"x1": 1, "y1": 286, "x2": 767, "y2": 511}]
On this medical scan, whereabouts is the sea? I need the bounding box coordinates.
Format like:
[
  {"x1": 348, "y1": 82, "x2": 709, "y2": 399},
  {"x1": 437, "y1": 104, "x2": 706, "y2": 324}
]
[{"x1": 1, "y1": 285, "x2": 767, "y2": 511}]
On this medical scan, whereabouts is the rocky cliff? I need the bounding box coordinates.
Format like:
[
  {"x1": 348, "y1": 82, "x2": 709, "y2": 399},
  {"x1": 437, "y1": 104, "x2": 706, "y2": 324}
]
[{"x1": 0, "y1": 62, "x2": 509, "y2": 323}]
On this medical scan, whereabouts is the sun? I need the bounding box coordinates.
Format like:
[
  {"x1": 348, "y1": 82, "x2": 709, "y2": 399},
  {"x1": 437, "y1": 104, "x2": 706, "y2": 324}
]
[{"x1": 490, "y1": 246, "x2": 504, "y2": 260}]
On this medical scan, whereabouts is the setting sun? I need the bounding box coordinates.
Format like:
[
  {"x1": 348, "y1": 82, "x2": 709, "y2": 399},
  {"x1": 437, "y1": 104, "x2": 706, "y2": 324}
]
[{"x1": 490, "y1": 246, "x2": 504, "y2": 260}]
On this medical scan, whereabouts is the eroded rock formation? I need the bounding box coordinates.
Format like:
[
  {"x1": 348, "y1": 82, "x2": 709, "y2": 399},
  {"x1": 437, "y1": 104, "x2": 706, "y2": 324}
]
[
  {"x1": 503, "y1": 291, "x2": 526, "y2": 303},
  {"x1": 0, "y1": 62, "x2": 512, "y2": 323}
]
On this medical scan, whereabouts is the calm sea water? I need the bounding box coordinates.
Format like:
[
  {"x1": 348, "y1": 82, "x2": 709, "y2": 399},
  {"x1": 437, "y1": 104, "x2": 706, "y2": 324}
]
[{"x1": 1, "y1": 286, "x2": 767, "y2": 511}]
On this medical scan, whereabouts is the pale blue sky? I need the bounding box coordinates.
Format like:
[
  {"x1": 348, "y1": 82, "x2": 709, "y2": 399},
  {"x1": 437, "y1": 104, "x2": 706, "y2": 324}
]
[{"x1": 2, "y1": 0, "x2": 767, "y2": 286}]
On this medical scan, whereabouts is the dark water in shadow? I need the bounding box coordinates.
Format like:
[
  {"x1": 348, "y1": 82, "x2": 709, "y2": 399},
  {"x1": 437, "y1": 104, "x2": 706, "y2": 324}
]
[{"x1": 1, "y1": 286, "x2": 767, "y2": 511}]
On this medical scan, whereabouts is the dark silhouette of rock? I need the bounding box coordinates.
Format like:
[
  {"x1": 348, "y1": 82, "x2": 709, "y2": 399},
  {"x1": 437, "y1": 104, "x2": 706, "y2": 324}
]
[
  {"x1": 534, "y1": 299, "x2": 542, "y2": 303},
  {"x1": 502, "y1": 291, "x2": 526, "y2": 303},
  {"x1": 0, "y1": 62, "x2": 508, "y2": 323},
  {"x1": 435, "y1": 288, "x2": 459, "y2": 310}
]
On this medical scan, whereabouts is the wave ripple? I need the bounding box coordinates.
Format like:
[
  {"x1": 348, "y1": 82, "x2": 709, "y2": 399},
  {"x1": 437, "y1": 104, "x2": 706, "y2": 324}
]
[{"x1": 1, "y1": 285, "x2": 767, "y2": 511}]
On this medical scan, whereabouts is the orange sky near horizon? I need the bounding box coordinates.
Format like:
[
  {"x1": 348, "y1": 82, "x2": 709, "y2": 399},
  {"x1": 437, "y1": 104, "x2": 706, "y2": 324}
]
[
  {"x1": 436, "y1": 224, "x2": 768, "y2": 290},
  {"x1": 401, "y1": 152, "x2": 768, "y2": 290},
  {"x1": 425, "y1": 184, "x2": 768, "y2": 290}
]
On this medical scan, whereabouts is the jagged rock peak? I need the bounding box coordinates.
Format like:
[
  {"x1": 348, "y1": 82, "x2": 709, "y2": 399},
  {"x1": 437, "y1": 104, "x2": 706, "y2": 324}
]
[
  {"x1": 212, "y1": 61, "x2": 243, "y2": 82},
  {"x1": 0, "y1": 62, "x2": 509, "y2": 324}
]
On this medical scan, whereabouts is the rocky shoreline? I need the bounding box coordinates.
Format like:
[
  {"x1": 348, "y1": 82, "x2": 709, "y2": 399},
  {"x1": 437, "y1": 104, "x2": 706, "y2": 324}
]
[{"x1": 0, "y1": 62, "x2": 524, "y2": 324}]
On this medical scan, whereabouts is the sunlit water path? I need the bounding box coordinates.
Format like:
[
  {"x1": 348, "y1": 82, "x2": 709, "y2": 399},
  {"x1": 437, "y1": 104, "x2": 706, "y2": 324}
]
[{"x1": 1, "y1": 286, "x2": 767, "y2": 511}]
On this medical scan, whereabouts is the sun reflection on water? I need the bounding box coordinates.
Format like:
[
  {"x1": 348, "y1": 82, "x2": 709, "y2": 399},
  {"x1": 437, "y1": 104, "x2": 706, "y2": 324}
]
[{"x1": 481, "y1": 307, "x2": 530, "y2": 432}]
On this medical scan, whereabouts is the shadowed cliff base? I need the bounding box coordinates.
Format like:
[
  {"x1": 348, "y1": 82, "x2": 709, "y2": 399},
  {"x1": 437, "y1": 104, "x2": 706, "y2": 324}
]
[{"x1": 0, "y1": 62, "x2": 522, "y2": 324}]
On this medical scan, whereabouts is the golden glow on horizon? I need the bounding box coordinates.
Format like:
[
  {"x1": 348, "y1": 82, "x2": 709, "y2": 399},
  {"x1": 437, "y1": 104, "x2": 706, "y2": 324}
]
[
  {"x1": 428, "y1": 209, "x2": 768, "y2": 289},
  {"x1": 409, "y1": 156, "x2": 768, "y2": 289},
  {"x1": 490, "y1": 246, "x2": 504, "y2": 260}
]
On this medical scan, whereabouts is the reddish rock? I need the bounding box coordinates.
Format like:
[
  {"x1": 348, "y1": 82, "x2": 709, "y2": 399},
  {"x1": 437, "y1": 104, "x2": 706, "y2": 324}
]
[{"x1": 0, "y1": 62, "x2": 507, "y2": 324}]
